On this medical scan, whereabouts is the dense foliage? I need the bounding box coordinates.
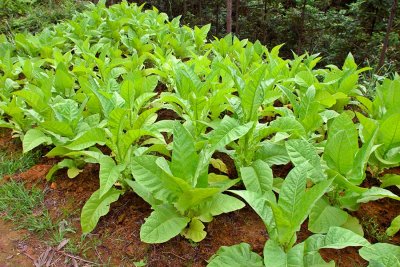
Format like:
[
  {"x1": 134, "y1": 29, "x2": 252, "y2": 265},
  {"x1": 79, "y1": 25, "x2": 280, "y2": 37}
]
[
  {"x1": 0, "y1": 0, "x2": 88, "y2": 34},
  {"x1": 0, "y1": 1, "x2": 399, "y2": 266},
  {"x1": 131, "y1": 0, "x2": 400, "y2": 72}
]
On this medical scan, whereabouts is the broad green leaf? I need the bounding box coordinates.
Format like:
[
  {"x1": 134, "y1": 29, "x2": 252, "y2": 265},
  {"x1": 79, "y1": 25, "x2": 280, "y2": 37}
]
[
  {"x1": 255, "y1": 142, "x2": 290, "y2": 166},
  {"x1": 207, "y1": 116, "x2": 252, "y2": 151},
  {"x1": 65, "y1": 128, "x2": 106, "y2": 150},
  {"x1": 341, "y1": 215, "x2": 364, "y2": 236},
  {"x1": 348, "y1": 127, "x2": 379, "y2": 185},
  {"x1": 23, "y1": 128, "x2": 52, "y2": 153},
  {"x1": 171, "y1": 123, "x2": 198, "y2": 184},
  {"x1": 285, "y1": 139, "x2": 324, "y2": 183},
  {"x1": 240, "y1": 159, "x2": 273, "y2": 194},
  {"x1": 263, "y1": 239, "x2": 304, "y2": 267},
  {"x1": 386, "y1": 215, "x2": 400, "y2": 237},
  {"x1": 140, "y1": 205, "x2": 190, "y2": 243},
  {"x1": 240, "y1": 65, "x2": 267, "y2": 122},
  {"x1": 309, "y1": 198, "x2": 348, "y2": 233},
  {"x1": 54, "y1": 62, "x2": 74, "y2": 96},
  {"x1": 41, "y1": 121, "x2": 75, "y2": 138},
  {"x1": 357, "y1": 187, "x2": 400, "y2": 203},
  {"x1": 231, "y1": 190, "x2": 277, "y2": 239},
  {"x1": 266, "y1": 116, "x2": 306, "y2": 138},
  {"x1": 175, "y1": 187, "x2": 220, "y2": 213},
  {"x1": 380, "y1": 174, "x2": 400, "y2": 188},
  {"x1": 360, "y1": 243, "x2": 400, "y2": 266},
  {"x1": 278, "y1": 165, "x2": 307, "y2": 226},
  {"x1": 207, "y1": 243, "x2": 263, "y2": 267},
  {"x1": 321, "y1": 227, "x2": 369, "y2": 249},
  {"x1": 81, "y1": 188, "x2": 122, "y2": 233},
  {"x1": 294, "y1": 179, "x2": 333, "y2": 231},
  {"x1": 324, "y1": 113, "x2": 358, "y2": 175},
  {"x1": 182, "y1": 218, "x2": 206, "y2": 242},
  {"x1": 378, "y1": 113, "x2": 400, "y2": 152},
  {"x1": 131, "y1": 155, "x2": 185, "y2": 202},
  {"x1": 125, "y1": 180, "x2": 161, "y2": 207},
  {"x1": 52, "y1": 98, "x2": 80, "y2": 123},
  {"x1": 357, "y1": 112, "x2": 378, "y2": 143},
  {"x1": 99, "y1": 156, "x2": 125, "y2": 198},
  {"x1": 198, "y1": 194, "x2": 245, "y2": 217}
]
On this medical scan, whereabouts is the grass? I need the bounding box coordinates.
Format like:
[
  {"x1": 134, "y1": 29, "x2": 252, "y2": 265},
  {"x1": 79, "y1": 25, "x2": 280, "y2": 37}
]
[
  {"x1": 0, "y1": 180, "x2": 54, "y2": 233},
  {"x1": 361, "y1": 216, "x2": 389, "y2": 243},
  {"x1": 0, "y1": 0, "x2": 89, "y2": 35},
  {"x1": 0, "y1": 150, "x2": 41, "y2": 178}
]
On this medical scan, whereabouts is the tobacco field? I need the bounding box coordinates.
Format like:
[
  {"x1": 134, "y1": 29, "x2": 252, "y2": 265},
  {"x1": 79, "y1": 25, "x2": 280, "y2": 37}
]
[{"x1": 0, "y1": 1, "x2": 399, "y2": 266}]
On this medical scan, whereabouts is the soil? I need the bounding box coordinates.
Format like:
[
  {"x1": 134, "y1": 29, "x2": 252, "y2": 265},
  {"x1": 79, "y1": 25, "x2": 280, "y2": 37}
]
[
  {"x1": 0, "y1": 220, "x2": 42, "y2": 267},
  {"x1": 0, "y1": 130, "x2": 399, "y2": 266}
]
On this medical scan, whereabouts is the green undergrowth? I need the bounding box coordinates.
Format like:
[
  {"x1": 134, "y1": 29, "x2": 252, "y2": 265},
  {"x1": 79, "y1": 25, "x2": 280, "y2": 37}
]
[
  {"x1": 0, "y1": 0, "x2": 88, "y2": 35},
  {"x1": 0, "y1": 150, "x2": 41, "y2": 178},
  {"x1": 0, "y1": 180, "x2": 53, "y2": 233}
]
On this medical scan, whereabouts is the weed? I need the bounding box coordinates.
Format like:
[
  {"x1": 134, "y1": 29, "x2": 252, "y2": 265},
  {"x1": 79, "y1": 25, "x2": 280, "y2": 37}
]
[
  {"x1": 361, "y1": 216, "x2": 389, "y2": 243},
  {"x1": 0, "y1": 150, "x2": 41, "y2": 178},
  {"x1": 0, "y1": 180, "x2": 53, "y2": 233}
]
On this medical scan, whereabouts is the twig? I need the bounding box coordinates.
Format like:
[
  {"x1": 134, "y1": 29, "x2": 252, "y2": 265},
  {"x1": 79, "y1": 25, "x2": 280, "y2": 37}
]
[
  {"x1": 23, "y1": 252, "x2": 36, "y2": 261},
  {"x1": 59, "y1": 251, "x2": 100, "y2": 265},
  {"x1": 161, "y1": 251, "x2": 187, "y2": 261}
]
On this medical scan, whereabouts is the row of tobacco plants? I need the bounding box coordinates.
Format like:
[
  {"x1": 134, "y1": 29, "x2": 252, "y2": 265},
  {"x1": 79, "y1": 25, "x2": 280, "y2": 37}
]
[{"x1": 0, "y1": 1, "x2": 399, "y2": 266}]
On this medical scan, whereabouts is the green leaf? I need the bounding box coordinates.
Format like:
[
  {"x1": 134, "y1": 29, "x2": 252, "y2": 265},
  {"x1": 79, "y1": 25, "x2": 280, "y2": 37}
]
[
  {"x1": 99, "y1": 156, "x2": 125, "y2": 198},
  {"x1": 348, "y1": 126, "x2": 379, "y2": 185},
  {"x1": 285, "y1": 139, "x2": 325, "y2": 183},
  {"x1": 81, "y1": 188, "x2": 122, "y2": 233},
  {"x1": 207, "y1": 116, "x2": 252, "y2": 152},
  {"x1": 125, "y1": 180, "x2": 161, "y2": 207},
  {"x1": 41, "y1": 121, "x2": 75, "y2": 138},
  {"x1": 131, "y1": 155, "x2": 187, "y2": 202},
  {"x1": 175, "y1": 187, "x2": 221, "y2": 213},
  {"x1": 360, "y1": 243, "x2": 400, "y2": 266},
  {"x1": 140, "y1": 205, "x2": 190, "y2": 243},
  {"x1": 357, "y1": 187, "x2": 400, "y2": 203},
  {"x1": 171, "y1": 123, "x2": 198, "y2": 184},
  {"x1": 207, "y1": 243, "x2": 263, "y2": 267},
  {"x1": 341, "y1": 215, "x2": 364, "y2": 236},
  {"x1": 240, "y1": 159, "x2": 273, "y2": 194},
  {"x1": 23, "y1": 128, "x2": 52, "y2": 153},
  {"x1": 278, "y1": 165, "x2": 307, "y2": 226},
  {"x1": 54, "y1": 62, "x2": 74, "y2": 96},
  {"x1": 263, "y1": 239, "x2": 304, "y2": 267},
  {"x1": 320, "y1": 227, "x2": 369, "y2": 249},
  {"x1": 380, "y1": 174, "x2": 400, "y2": 188},
  {"x1": 378, "y1": 113, "x2": 400, "y2": 152},
  {"x1": 65, "y1": 128, "x2": 106, "y2": 150},
  {"x1": 324, "y1": 113, "x2": 358, "y2": 175},
  {"x1": 386, "y1": 215, "x2": 400, "y2": 237},
  {"x1": 182, "y1": 218, "x2": 206, "y2": 242},
  {"x1": 231, "y1": 190, "x2": 277, "y2": 240},
  {"x1": 293, "y1": 179, "x2": 333, "y2": 232},
  {"x1": 198, "y1": 194, "x2": 245, "y2": 217},
  {"x1": 309, "y1": 198, "x2": 348, "y2": 233}
]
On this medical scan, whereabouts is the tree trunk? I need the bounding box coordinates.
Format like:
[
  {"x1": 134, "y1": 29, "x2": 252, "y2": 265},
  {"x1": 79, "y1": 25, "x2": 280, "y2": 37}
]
[
  {"x1": 183, "y1": 0, "x2": 187, "y2": 16},
  {"x1": 378, "y1": 0, "x2": 398, "y2": 69},
  {"x1": 226, "y1": 0, "x2": 233, "y2": 33},
  {"x1": 235, "y1": 0, "x2": 240, "y2": 35},
  {"x1": 198, "y1": 0, "x2": 203, "y2": 24},
  {"x1": 296, "y1": 0, "x2": 307, "y2": 54},
  {"x1": 216, "y1": 0, "x2": 220, "y2": 36}
]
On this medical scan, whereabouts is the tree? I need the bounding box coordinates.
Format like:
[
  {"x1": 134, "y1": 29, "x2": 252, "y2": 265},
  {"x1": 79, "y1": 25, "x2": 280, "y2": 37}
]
[
  {"x1": 378, "y1": 0, "x2": 398, "y2": 69},
  {"x1": 226, "y1": 0, "x2": 233, "y2": 33}
]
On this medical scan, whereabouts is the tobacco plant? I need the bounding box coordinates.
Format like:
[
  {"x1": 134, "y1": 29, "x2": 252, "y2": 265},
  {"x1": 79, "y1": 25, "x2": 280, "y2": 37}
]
[
  {"x1": 208, "y1": 162, "x2": 370, "y2": 266},
  {"x1": 129, "y1": 121, "x2": 249, "y2": 243}
]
